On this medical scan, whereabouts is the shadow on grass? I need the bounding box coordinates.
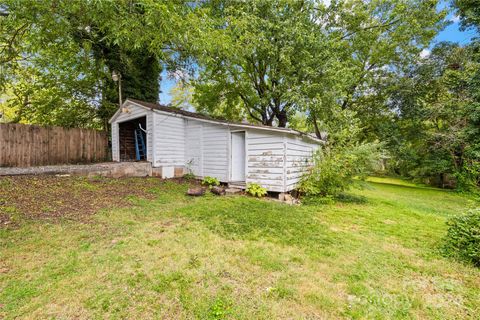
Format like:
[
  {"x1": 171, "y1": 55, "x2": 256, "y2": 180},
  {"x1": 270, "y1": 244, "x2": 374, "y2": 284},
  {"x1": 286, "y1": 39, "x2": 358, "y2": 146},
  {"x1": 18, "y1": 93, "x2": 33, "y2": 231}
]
[
  {"x1": 367, "y1": 180, "x2": 454, "y2": 193},
  {"x1": 176, "y1": 196, "x2": 342, "y2": 255},
  {"x1": 301, "y1": 193, "x2": 368, "y2": 206},
  {"x1": 335, "y1": 193, "x2": 368, "y2": 204}
]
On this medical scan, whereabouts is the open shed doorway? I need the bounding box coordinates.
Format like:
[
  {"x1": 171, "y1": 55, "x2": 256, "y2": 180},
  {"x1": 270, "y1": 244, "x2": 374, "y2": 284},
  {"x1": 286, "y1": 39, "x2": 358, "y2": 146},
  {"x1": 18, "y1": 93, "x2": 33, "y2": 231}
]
[{"x1": 118, "y1": 116, "x2": 147, "y2": 162}]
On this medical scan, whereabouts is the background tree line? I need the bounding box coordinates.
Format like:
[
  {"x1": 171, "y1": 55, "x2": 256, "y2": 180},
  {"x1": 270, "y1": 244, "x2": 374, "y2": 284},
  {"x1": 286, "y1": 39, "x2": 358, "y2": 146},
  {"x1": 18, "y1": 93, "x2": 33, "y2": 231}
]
[{"x1": 0, "y1": 0, "x2": 478, "y2": 190}]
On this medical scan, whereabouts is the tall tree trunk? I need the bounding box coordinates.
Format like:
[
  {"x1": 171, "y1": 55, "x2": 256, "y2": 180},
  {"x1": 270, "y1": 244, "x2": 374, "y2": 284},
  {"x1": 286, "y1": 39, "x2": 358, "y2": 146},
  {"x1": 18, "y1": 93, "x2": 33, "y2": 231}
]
[
  {"x1": 73, "y1": 28, "x2": 162, "y2": 129},
  {"x1": 264, "y1": 116, "x2": 274, "y2": 126},
  {"x1": 312, "y1": 112, "x2": 321, "y2": 138},
  {"x1": 276, "y1": 109, "x2": 287, "y2": 127}
]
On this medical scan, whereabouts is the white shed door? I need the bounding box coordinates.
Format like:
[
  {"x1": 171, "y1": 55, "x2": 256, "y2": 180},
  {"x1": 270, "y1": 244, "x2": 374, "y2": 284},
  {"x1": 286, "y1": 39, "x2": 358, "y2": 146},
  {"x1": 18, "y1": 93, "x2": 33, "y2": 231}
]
[{"x1": 231, "y1": 132, "x2": 246, "y2": 181}]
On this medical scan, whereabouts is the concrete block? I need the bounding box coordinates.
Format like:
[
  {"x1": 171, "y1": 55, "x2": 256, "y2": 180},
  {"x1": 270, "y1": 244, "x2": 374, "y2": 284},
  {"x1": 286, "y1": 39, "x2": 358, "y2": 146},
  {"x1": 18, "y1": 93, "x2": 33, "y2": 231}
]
[
  {"x1": 174, "y1": 167, "x2": 184, "y2": 177},
  {"x1": 225, "y1": 188, "x2": 242, "y2": 195},
  {"x1": 162, "y1": 166, "x2": 175, "y2": 179},
  {"x1": 0, "y1": 162, "x2": 154, "y2": 179},
  {"x1": 151, "y1": 167, "x2": 162, "y2": 177}
]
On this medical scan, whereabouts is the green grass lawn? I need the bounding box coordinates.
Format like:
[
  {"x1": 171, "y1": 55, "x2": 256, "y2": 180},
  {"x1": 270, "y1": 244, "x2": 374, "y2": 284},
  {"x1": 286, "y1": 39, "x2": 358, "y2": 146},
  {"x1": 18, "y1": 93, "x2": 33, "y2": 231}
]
[{"x1": 1, "y1": 177, "x2": 479, "y2": 319}]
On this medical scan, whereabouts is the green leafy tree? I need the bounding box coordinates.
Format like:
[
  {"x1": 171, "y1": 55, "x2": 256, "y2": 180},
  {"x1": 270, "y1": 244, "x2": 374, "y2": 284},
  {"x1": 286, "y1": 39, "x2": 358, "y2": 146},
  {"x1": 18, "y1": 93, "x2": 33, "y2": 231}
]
[
  {"x1": 454, "y1": 0, "x2": 480, "y2": 31},
  {"x1": 192, "y1": 0, "x2": 445, "y2": 134},
  {"x1": 384, "y1": 42, "x2": 480, "y2": 189},
  {"x1": 304, "y1": 0, "x2": 446, "y2": 140},
  {"x1": 169, "y1": 80, "x2": 196, "y2": 109},
  {"x1": 0, "y1": 0, "x2": 198, "y2": 128},
  {"x1": 193, "y1": 0, "x2": 329, "y2": 127}
]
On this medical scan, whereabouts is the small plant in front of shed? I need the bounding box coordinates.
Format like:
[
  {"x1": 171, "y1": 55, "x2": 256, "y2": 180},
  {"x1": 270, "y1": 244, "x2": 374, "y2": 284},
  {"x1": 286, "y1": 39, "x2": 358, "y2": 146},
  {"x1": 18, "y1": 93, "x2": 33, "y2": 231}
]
[
  {"x1": 183, "y1": 159, "x2": 196, "y2": 181},
  {"x1": 183, "y1": 172, "x2": 196, "y2": 181},
  {"x1": 245, "y1": 183, "x2": 267, "y2": 197},
  {"x1": 202, "y1": 176, "x2": 220, "y2": 188}
]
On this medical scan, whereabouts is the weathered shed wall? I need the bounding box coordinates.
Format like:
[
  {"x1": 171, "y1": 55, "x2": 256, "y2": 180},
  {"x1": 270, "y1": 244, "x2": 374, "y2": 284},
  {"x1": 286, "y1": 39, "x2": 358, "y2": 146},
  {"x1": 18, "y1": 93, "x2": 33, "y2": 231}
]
[
  {"x1": 245, "y1": 129, "x2": 286, "y2": 192},
  {"x1": 111, "y1": 104, "x2": 152, "y2": 162},
  {"x1": 285, "y1": 136, "x2": 319, "y2": 191},
  {"x1": 184, "y1": 119, "x2": 229, "y2": 181},
  {"x1": 202, "y1": 122, "x2": 229, "y2": 181},
  {"x1": 110, "y1": 100, "x2": 322, "y2": 192},
  {"x1": 152, "y1": 113, "x2": 185, "y2": 167},
  {"x1": 185, "y1": 119, "x2": 203, "y2": 176}
]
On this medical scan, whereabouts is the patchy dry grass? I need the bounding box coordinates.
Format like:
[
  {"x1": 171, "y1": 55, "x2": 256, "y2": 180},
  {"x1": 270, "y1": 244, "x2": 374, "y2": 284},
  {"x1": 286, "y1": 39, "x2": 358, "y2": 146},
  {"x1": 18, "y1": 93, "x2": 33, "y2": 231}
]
[
  {"x1": 0, "y1": 176, "x2": 479, "y2": 319},
  {"x1": 0, "y1": 175, "x2": 167, "y2": 225}
]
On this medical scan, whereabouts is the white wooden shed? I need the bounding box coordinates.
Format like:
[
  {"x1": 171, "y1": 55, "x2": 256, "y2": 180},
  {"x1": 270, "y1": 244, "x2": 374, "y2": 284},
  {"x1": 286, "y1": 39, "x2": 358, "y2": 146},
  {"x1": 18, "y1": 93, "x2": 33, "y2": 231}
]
[{"x1": 109, "y1": 98, "x2": 323, "y2": 193}]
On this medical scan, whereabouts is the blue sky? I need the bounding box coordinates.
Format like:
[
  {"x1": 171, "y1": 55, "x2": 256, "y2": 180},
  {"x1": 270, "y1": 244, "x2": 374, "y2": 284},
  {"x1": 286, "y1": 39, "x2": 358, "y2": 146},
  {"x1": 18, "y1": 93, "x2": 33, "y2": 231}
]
[
  {"x1": 159, "y1": 72, "x2": 178, "y2": 104},
  {"x1": 159, "y1": 7, "x2": 476, "y2": 105},
  {"x1": 436, "y1": 19, "x2": 476, "y2": 45}
]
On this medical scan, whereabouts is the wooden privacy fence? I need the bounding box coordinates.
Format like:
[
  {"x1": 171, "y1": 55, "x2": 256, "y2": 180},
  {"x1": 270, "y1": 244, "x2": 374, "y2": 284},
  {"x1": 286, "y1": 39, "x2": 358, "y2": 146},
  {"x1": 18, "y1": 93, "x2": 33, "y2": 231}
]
[{"x1": 0, "y1": 123, "x2": 109, "y2": 167}]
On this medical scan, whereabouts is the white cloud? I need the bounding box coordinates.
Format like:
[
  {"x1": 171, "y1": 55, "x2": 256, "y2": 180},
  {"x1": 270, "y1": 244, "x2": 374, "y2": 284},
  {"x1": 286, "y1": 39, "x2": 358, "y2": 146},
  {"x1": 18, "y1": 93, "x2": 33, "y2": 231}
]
[
  {"x1": 450, "y1": 15, "x2": 460, "y2": 23},
  {"x1": 420, "y1": 49, "x2": 431, "y2": 58},
  {"x1": 317, "y1": 0, "x2": 331, "y2": 7}
]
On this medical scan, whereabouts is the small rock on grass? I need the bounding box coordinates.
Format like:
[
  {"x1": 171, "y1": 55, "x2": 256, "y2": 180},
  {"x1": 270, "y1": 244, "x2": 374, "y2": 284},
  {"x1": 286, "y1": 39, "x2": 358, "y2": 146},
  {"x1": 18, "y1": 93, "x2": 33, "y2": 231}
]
[
  {"x1": 187, "y1": 187, "x2": 206, "y2": 196},
  {"x1": 211, "y1": 186, "x2": 226, "y2": 196},
  {"x1": 278, "y1": 193, "x2": 300, "y2": 205}
]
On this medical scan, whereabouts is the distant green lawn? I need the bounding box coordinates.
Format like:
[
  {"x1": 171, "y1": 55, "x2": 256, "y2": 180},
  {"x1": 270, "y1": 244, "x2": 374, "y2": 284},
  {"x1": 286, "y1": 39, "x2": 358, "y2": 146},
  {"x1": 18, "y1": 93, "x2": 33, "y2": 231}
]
[{"x1": 1, "y1": 177, "x2": 479, "y2": 319}]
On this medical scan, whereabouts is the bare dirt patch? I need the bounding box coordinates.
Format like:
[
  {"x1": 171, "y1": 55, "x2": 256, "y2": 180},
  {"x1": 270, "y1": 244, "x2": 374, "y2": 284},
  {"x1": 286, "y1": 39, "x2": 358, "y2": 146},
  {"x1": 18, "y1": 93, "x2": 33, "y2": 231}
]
[{"x1": 0, "y1": 175, "x2": 167, "y2": 227}]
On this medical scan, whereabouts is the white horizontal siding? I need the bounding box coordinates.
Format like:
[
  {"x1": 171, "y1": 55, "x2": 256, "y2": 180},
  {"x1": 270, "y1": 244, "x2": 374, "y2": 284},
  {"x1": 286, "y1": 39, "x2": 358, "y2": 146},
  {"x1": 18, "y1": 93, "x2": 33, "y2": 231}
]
[
  {"x1": 146, "y1": 113, "x2": 153, "y2": 162},
  {"x1": 111, "y1": 102, "x2": 321, "y2": 191},
  {"x1": 202, "y1": 123, "x2": 229, "y2": 181},
  {"x1": 285, "y1": 136, "x2": 320, "y2": 191},
  {"x1": 246, "y1": 130, "x2": 285, "y2": 192},
  {"x1": 185, "y1": 120, "x2": 203, "y2": 176},
  {"x1": 153, "y1": 113, "x2": 185, "y2": 167}
]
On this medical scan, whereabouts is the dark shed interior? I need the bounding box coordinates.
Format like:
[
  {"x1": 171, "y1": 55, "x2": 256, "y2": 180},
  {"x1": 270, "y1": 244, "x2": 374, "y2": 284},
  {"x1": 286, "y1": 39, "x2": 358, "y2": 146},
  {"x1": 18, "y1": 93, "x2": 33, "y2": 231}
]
[{"x1": 119, "y1": 116, "x2": 147, "y2": 161}]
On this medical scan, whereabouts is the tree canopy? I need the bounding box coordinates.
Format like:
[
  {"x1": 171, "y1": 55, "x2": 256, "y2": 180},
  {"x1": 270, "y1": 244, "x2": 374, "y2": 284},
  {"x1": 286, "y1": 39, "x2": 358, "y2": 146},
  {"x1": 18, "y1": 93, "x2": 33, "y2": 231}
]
[
  {"x1": 0, "y1": 0, "x2": 478, "y2": 189},
  {"x1": 454, "y1": 0, "x2": 480, "y2": 31},
  {"x1": 191, "y1": 0, "x2": 445, "y2": 133},
  {"x1": 0, "y1": 0, "x2": 200, "y2": 128},
  {"x1": 383, "y1": 42, "x2": 480, "y2": 189}
]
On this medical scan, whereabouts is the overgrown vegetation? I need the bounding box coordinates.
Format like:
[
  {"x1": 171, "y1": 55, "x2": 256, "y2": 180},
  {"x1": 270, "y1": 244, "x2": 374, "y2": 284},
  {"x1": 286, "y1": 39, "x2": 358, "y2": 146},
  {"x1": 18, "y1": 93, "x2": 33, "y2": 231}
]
[
  {"x1": 299, "y1": 142, "x2": 381, "y2": 197},
  {"x1": 245, "y1": 183, "x2": 267, "y2": 198},
  {"x1": 182, "y1": 172, "x2": 196, "y2": 181},
  {"x1": 299, "y1": 112, "x2": 382, "y2": 198},
  {"x1": 201, "y1": 176, "x2": 220, "y2": 188},
  {"x1": 1, "y1": 176, "x2": 479, "y2": 319},
  {"x1": 443, "y1": 208, "x2": 480, "y2": 267}
]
